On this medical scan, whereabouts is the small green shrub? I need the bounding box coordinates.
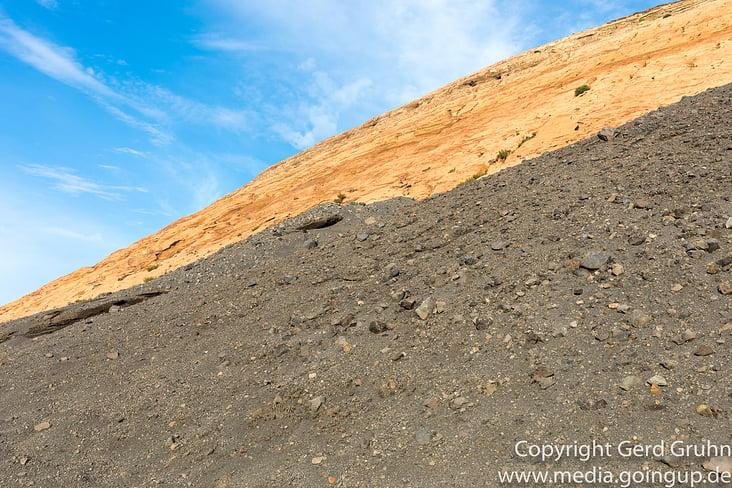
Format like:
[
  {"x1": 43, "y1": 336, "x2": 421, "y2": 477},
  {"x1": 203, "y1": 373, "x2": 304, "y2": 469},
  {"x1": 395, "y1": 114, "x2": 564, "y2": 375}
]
[
  {"x1": 518, "y1": 132, "x2": 537, "y2": 148},
  {"x1": 496, "y1": 149, "x2": 511, "y2": 160},
  {"x1": 458, "y1": 169, "x2": 487, "y2": 187},
  {"x1": 145, "y1": 263, "x2": 159, "y2": 272},
  {"x1": 143, "y1": 276, "x2": 155, "y2": 283},
  {"x1": 574, "y1": 84, "x2": 591, "y2": 97},
  {"x1": 334, "y1": 192, "x2": 347, "y2": 204}
]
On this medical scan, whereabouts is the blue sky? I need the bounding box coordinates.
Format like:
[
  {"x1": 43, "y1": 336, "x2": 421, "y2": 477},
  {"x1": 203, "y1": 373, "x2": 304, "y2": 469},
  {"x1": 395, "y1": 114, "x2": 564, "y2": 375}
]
[{"x1": 0, "y1": 0, "x2": 664, "y2": 307}]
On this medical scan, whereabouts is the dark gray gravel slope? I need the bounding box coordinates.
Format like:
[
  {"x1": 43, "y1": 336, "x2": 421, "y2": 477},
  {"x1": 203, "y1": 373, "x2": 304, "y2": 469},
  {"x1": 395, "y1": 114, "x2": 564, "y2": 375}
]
[{"x1": 1, "y1": 84, "x2": 731, "y2": 487}]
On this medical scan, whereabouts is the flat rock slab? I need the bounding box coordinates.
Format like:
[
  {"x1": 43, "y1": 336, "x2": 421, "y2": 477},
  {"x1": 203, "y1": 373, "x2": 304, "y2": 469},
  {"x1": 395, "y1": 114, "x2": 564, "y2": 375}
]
[
  {"x1": 580, "y1": 252, "x2": 611, "y2": 270},
  {"x1": 0, "y1": 289, "x2": 169, "y2": 342}
]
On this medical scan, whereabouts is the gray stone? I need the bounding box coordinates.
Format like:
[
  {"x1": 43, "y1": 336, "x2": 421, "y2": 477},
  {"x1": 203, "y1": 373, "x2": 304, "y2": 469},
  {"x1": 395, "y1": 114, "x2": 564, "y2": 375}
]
[
  {"x1": 490, "y1": 241, "x2": 511, "y2": 251},
  {"x1": 415, "y1": 297, "x2": 435, "y2": 320},
  {"x1": 475, "y1": 317, "x2": 493, "y2": 330},
  {"x1": 399, "y1": 298, "x2": 417, "y2": 310},
  {"x1": 687, "y1": 238, "x2": 708, "y2": 251},
  {"x1": 303, "y1": 239, "x2": 318, "y2": 249},
  {"x1": 647, "y1": 375, "x2": 668, "y2": 387},
  {"x1": 597, "y1": 127, "x2": 620, "y2": 141},
  {"x1": 460, "y1": 255, "x2": 478, "y2": 266},
  {"x1": 681, "y1": 329, "x2": 698, "y2": 342},
  {"x1": 295, "y1": 214, "x2": 342, "y2": 231},
  {"x1": 706, "y1": 239, "x2": 721, "y2": 253},
  {"x1": 333, "y1": 313, "x2": 355, "y2": 327},
  {"x1": 368, "y1": 320, "x2": 388, "y2": 334},
  {"x1": 719, "y1": 281, "x2": 732, "y2": 295},
  {"x1": 415, "y1": 429, "x2": 433, "y2": 445},
  {"x1": 633, "y1": 199, "x2": 653, "y2": 210},
  {"x1": 551, "y1": 324, "x2": 568, "y2": 338},
  {"x1": 629, "y1": 310, "x2": 651, "y2": 328},
  {"x1": 308, "y1": 396, "x2": 325, "y2": 412},
  {"x1": 660, "y1": 359, "x2": 678, "y2": 370},
  {"x1": 539, "y1": 377, "x2": 556, "y2": 390},
  {"x1": 659, "y1": 455, "x2": 684, "y2": 468},
  {"x1": 620, "y1": 376, "x2": 642, "y2": 391},
  {"x1": 422, "y1": 397, "x2": 440, "y2": 409},
  {"x1": 694, "y1": 345, "x2": 715, "y2": 356},
  {"x1": 391, "y1": 289, "x2": 406, "y2": 301},
  {"x1": 703, "y1": 456, "x2": 732, "y2": 475},
  {"x1": 579, "y1": 252, "x2": 611, "y2": 270},
  {"x1": 452, "y1": 396, "x2": 470, "y2": 407}
]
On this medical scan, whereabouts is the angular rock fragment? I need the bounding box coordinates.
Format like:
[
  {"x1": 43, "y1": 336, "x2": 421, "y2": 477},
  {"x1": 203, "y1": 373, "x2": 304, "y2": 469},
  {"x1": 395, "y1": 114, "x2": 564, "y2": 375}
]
[{"x1": 580, "y1": 252, "x2": 611, "y2": 270}]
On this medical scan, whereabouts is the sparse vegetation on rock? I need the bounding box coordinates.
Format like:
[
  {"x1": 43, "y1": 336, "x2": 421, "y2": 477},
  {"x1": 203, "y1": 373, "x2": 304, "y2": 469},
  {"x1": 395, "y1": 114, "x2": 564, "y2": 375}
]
[
  {"x1": 518, "y1": 132, "x2": 537, "y2": 147},
  {"x1": 496, "y1": 148, "x2": 511, "y2": 160},
  {"x1": 575, "y1": 84, "x2": 591, "y2": 96}
]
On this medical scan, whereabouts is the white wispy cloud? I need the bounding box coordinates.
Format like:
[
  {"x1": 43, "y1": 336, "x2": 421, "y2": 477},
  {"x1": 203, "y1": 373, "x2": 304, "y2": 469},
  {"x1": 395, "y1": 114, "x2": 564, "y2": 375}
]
[
  {"x1": 35, "y1": 0, "x2": 59, "y2": 10},
  {"x1": 101, "y1": 103, "x2": 173, "y2": 145},
  {"x1": 194, "y1": 37, "x2": 267, "y2": 52},
  {"x1": 40, "y1": 227, "x2": 103, "y2": 242},
  {"x1": 0, "y1": 14, "x2": 176, "y2": 143},
  {"x1": 203, "y1": 0, "x2": 523, "y2": 149},
  {"x1": 191, "y1": 171, "x2": 222, "y2": 210},
  {"x1": 0, "y1": 15, "x2": 117, "y2": 99},
  {"x1": 273, "y1": 72, "x2": 372, "y2": 149},
  {"x1": 123, "y1": 83, "x2": 251, "y2": 132},
  {"x1": 113, "y1": 147, "x2": 148, "y2": 157},
  {"x1": 208, "y1": 0, "x2": 520, "y2": 91},
  {"x1": 0, "y1": 13, "x2": 251, "y2": 142},
  {"x1": 21, "y1": 164, "x2": 147, "y2": 200}
]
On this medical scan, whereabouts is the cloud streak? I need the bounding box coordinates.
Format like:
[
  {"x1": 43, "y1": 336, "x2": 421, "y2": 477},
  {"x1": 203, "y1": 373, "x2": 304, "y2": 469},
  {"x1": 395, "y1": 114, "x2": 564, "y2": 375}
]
[
  {"x1": 128, "y1": 83, "x2": 251, "y2": 132},
  {"x1": 21, "y1": 164, "x2": 147, "y2": 201},
  {"x1": 194, "y1": 36, "x2": 267, "y2": 52},
  {"x1": 40, "y1": 226, "x2": 103, "y2": 242},
  {"x1": 113, "y1": 147, "x2": 148, "y2": 157},
  {"x1": 0, "y1": 13, "x2": 251, "y2": 143},
  {"x1": 35, "y1": 0, "x2": 59, "y2": 10},
  {"x1": 0, "y1": 15, "x2": 117, "y2": 99}
]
